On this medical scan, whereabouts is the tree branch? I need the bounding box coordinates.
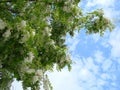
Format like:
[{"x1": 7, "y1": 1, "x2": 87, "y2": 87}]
[{"x1": 0, "y1": 0, "x2": 12, "y2": 3}]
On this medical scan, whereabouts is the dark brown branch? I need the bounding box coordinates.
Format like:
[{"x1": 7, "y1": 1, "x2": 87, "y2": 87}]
[{"x1": 0, "y1": 0, "x2": 12, "y2": 3}]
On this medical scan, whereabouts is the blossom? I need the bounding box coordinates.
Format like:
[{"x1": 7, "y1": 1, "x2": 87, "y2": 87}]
[
  {"x1": 2, "y1": 29, "x2": 11, "y2": 38},
  {"x1": 21, "y1": 20, "x2": 26, "y2": 28},
  {"x1": 64, "y1": 1, "x2": 70, "y2": 5},
  {"x1": 20, "y1": 65, "x2": 29, "y2": 73},
  {"x1": 24, "y1": 52, "x2": 34, "y2": 63},
  {"x1": 36, "y1": 69, "x2": 43, "y2": 76},
  {"x1": 16, "y1": 20, "x2": 26, "y2": 30},
  {"x1": 46, "y1": 40, "x2": 56, "y2": 49},
  {"x1": 43, "y1": 26, "x2": 52, "y2": 36},
  {"x1": 28, "y1": 52, "x2": 34, "y2": 61},
  {"x1": 49, "y1": 40, "x2": 56, "y2": 47},
  {"x1": 43, "y1": 75, "x2": 49, "y2": 90},
  {"x1": 33, "y1": 76, "x2": 39, "y2": 83},
  {"x1": 19, "y1": 31, "x2": 30, "y2": 43},
  {"x1": 63, "y1": 6, "x2": 68, "y2": 12},
  {"x1": 26, "y1": 69, "x2": 35, "y2": 74},
  {"x1": 0, "y1": 19, "x2": 6, "y2": 30},
  {"x1": 50, "y1": 40, "x2": 55, "y2": 45},
  {"x1": 63, "y1": 6, "x2": 71, "y2": 12},
  {"x1": 32, "y1": 31, "x2": 35, "y2": 36}
]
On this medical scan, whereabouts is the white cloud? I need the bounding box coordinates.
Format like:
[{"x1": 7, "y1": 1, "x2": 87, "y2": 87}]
[
  {"x1": 102, "y1": 59, "x2": 113, "y2": 71},
  {"x1": 101, "y1": 73, "x2": 111, "y2": 80},
  {"x1": 86, "y1": 0, "x2": 115, "y2": 8},
  {"x1": 108, "y1": 28, "x2": 120, "y2": 58},
  {"x1": 96, "y1": 0, "x2": 114, "y2": 6},
  {"x1": 97, "y1": 79, "x2": 107, "y2": 86},
  {"x1": 69, "y1": 39, "x2": 80, "y2": 52},
  {"x1": 91, "y1": 33, "x2": 100, "y2": 43},
  {"x1": 94, "y1": 50, "x2": 105, "y2": 63},
  {"x1": 78, "y1": 68, "x2": 94, "y2": 81},
  {"x1": 84, "y1": 57, "x2": 99, "y2": 74},
  {"x1": 116, "y1": 58, "x2": 120, "y2": 64},
  {"x1": 48, "y1": 63, "x2": 84, "y2": 90}
]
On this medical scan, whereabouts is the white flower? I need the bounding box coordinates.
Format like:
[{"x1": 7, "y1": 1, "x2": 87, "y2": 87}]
[
  {"x1": 32, "y1": 31, "x2": 35, "y2": 36},
  {"x1": 2, "y1": 29, "x2": 11, "y2": 38},
  {"x1": 63, "y1": 6, "x2": 68, "y2": 11},
  {"x1": 45, "y1": 27, "x2": 50, "y2": 32},
  {"x1": 48, "y1": 33, "x2": 52, "y2": 36},
  {"x1": 51, "y1": 40, "x2": 55, "y2": 45},
  {"x1": 49, "y1": 40, "x2": 55, "y2": 46},
  {"x1": 20, "y1": 65, "x2": 29, "y2": 72},
  {"x1": 26, "y1": 69, "x2": 35, "y2": 74},
  {"x1": 19, "y1": 31, "x2": 30, "y2": 43},
  {"x1": 43, "y1": 77, "x2": 49, "y2": 90},
  {"x1": 36, "y1": 69, "x2": 43, "y2": 76},
  {"x1": 28, "y1": 52, "x2": 34, "y2": 61},
  {"x1": 44, "y1": 26, "x2": 52, "y2": 36},
  {"x1": 46, "y1": 40, "x2": 56, "y2": 48},
  {"x1": 0, "y1": 19, "x2": 6, "y2": 30},
  {"x1": 17, "y1": 21, "x2": 26, "y2": 30},
  {"x1": 21, "y1": 20, "x2": 26, "y2": 28},
  {"x1": 64, "y1": 1, "x2": 70, "y2": 5},
  {"x1": 71, "y1": 5, "x2": 75, "y2": 9},
  {"x1": 63, "y1": 6, "x2": 71, "y2": 12},
  {"x1": 24, "y1": 52, "x2": 34, "y2": 63},
  {"x1": 33, "y1": 76, "x2": 39, "y2": 83}
]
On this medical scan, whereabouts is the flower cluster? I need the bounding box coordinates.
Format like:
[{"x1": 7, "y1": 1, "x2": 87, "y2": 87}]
[
  {"x1": 33, "y1": 69, "x2": 43, "y2": 83},
  {"x1": 32, "y1": 31, "x2": 36, "y2": 36},
  {"x1": 43, "y1": 26, "x2": 52, "y2": 37},
  {"x1": 46, "y1": 39, "x2": 56, "y2": 49},
  {"x1": 19, "y1": 31, "x2": 30, "y2": 43},
  {"x1": 21, "y1": 20, "x2": 26, "y2": 28},
  {"x1": 0, "y1": 19, "x2": 6, "y2": 30},
  {"x1": 24, "y1": 52, "x2": 34, "y2": 63},
  {"x1": 2, "y1": 29, "x2": 11, "y2": 40},
  {"x1": 16, "y1": 20, "x2": 27, "y2": 31},
  {"x1": 43, "y1": 75, "x2": 52, "y2": 90}
]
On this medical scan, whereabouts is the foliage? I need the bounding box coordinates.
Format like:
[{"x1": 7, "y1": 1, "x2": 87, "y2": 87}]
[{"x1": 0, "y1": 0, "x2": 114, "y2": 90}]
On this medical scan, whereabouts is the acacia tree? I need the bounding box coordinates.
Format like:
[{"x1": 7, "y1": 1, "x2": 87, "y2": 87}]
[{"x1": 0, "y1": 0, "x2": 114, "y2": 90}]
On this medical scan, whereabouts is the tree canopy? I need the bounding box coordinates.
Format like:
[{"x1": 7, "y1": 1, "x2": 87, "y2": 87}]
[{"x1": 0, "y1": 0, "x2": 114, "y2": 90}]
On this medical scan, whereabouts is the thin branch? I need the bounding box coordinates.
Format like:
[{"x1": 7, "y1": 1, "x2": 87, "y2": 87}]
[{"x1": 0, "y1": 0, "x2": 12, "y2": 3}]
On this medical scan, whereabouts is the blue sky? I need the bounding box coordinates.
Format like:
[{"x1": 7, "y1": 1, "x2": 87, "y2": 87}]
[{"x1": 11, "y1": 0, "x2": 120, "y2": 90}]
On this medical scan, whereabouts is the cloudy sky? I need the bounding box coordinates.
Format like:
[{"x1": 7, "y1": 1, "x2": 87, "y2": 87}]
[{"x1": 11, "y1": 0, "x2": 120, "y2": 90}]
